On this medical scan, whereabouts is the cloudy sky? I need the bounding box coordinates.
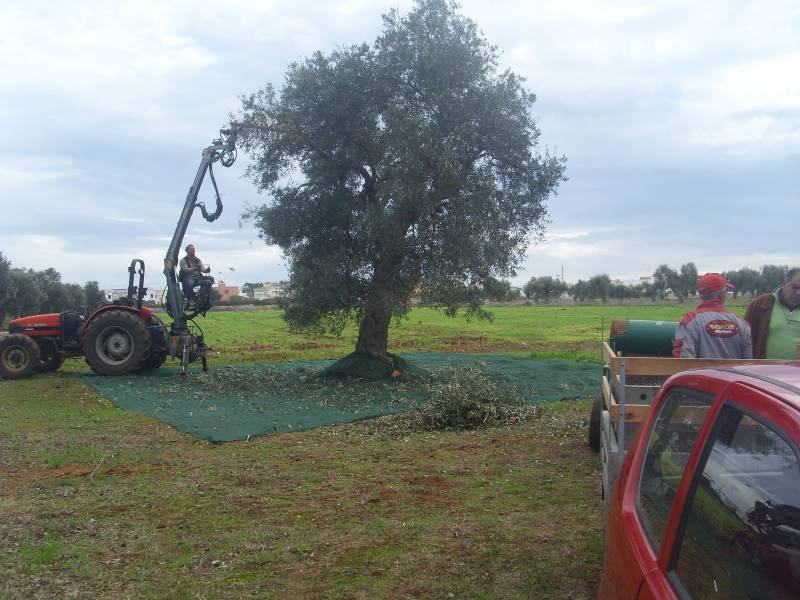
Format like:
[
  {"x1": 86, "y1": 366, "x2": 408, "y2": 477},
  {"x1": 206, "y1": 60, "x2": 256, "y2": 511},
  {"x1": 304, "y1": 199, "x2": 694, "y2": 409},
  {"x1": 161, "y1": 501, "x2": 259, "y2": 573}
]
[{"x1": 2, "y1": 0, "x2": 798, "y2": 289}]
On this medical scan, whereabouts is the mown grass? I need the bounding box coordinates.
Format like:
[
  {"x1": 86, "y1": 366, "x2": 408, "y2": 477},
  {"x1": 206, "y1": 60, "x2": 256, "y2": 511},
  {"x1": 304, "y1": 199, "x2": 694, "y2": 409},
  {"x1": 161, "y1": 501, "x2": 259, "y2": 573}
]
[{"x1": 1, "y1": 303, "x2": 704, "y2": 598}]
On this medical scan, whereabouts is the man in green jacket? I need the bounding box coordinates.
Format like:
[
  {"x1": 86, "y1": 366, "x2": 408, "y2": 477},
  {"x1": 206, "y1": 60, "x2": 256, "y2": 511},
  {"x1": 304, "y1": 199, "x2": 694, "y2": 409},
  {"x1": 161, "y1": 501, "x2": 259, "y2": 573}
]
[{"x1": 745, "y1": 268, "x2": 800, "y2": 359}]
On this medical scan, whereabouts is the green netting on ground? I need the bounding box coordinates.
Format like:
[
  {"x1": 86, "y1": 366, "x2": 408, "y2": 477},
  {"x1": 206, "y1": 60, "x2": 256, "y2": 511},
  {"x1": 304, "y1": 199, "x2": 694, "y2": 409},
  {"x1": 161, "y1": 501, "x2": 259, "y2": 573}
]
[{"x1": 82, "y1": 353, "x2": 599, "y2": 442}]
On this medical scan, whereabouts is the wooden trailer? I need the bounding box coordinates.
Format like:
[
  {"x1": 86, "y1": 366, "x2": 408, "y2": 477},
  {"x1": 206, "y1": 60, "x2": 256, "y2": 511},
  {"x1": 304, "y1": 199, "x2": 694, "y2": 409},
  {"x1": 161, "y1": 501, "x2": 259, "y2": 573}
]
[{"x1": 589, "y1": 341, "x2": 788, "y2": 510}]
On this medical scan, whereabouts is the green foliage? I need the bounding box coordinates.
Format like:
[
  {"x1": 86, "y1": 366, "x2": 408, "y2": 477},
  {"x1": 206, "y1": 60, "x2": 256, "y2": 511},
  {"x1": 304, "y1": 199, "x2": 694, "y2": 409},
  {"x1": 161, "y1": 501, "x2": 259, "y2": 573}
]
[
  {"x1": 653, "y1": 263, "x2": 679, "y2": 300},
  {"x1": 652, "y1": 262, "x2": 697, "y2": 302},
  {"x1": 758, "y1": 264, "x2": 790, "y2": 293},
  {"x1": 587, "y1": 274, "x2": 611, "y2": 303},
  {"x1": 609, "y1": 282, "x2": 631, "y2": 301},
  {"x1": 0, "y1": 258, "x2": 58, "y2": 321},
  {"x1": 215, "y1": 294, "x2": 248, "y2": 306},
  {"x1": 63, "y1": 283, "x2": 87, "y2": 309},
  {"x1": 0, "y1": 252, "x2": 11, "y2": 323},
  {"x1": 4, "y1": 269, "x2": 43, "y2": 318},
  {"x1": 83, "y1": 280, "x2": 105, "y2": 307},
  {"x1": 570, "y1": 279, "x2": 590, "y2": 303},
  {"x1": 416, "y1": 366, "x2": 530, "y2": 430},
  {"x1": 524, "y1": 275, "x2": 567, "y2": 303},
  {"x1": 678, "y1": 262, "x2": 698, "y2": 298},
  {"x1": 483, "y1": 278, "x2": 517, "y2": 302},
  {"x1": 19, "y1": 539, "x2": 63, "y2": 565},
  {"x1": 723, "y1": 265, "x2": 799, "y2": 296},
  {"x1": 1, "y1": 259, "x2": 110, "y2": 320},
  {"x1": 240, "y1": 0, "x2": 566, "y2": 353},
  {"x1": 637, "y1": 281, "x2": 658, "y2": 301},
  {"x1": 724, "y1": 267, "x2": 758, "y2": 297}
]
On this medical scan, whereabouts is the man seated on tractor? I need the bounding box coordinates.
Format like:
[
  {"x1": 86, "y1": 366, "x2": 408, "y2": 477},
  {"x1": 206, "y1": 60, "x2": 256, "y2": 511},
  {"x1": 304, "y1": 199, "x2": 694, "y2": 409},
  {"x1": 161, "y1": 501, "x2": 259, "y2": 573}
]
[
  {"x1": 673, "y1": 273, "x2": 753, "y2": 359},
  {"x1": 179, "y1": 244, "x2": 210, "y2": 303}
]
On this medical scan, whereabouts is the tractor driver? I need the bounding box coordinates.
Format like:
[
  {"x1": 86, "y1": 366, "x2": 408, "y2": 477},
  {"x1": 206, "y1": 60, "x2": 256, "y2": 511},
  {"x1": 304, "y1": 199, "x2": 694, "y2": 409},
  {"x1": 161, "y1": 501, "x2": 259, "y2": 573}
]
[{"x1": 179, "y1": 244, "x2": 209, "y2": 300}]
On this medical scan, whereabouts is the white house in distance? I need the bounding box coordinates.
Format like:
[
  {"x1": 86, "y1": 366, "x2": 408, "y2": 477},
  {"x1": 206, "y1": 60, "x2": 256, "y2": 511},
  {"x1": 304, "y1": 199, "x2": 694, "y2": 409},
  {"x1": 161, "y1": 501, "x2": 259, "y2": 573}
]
[
  {"x1": 104, "y1": 288, "x2": 128, "y2": 302},
  {"x1": 104, "y1": 287, "x2": 165, "y2": 303},
  {"x1": 249, "y1": 282, "x2": 287, "y2": 300}
]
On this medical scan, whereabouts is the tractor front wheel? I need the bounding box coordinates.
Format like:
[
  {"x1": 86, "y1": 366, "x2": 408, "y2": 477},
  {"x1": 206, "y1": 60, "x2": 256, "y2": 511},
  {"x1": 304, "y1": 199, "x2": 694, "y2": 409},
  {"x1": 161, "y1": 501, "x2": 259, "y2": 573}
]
[
  {"x1": 37, "y1": 352, "x2": 65, "y2": 373},
  {"x1": 35, "y1": 337, "x2": 65, "y2": 373},
  {"x1": 83, "y1": 310, "x2": 151, "y2": 376},
  {"x1": 0, "y1": 334, "x2": 42, "y2": 380}
]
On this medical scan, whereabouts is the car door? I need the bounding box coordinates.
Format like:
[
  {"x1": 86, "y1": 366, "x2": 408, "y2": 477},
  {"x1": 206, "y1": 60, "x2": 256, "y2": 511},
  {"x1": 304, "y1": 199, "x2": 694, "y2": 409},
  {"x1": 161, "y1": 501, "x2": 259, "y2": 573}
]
[
  {"x1": 637, "y1": 382, "x2": 800, "y2": 599},
  {"x1": 600, "y1": 383, "x2": 718, "y2": 599}
]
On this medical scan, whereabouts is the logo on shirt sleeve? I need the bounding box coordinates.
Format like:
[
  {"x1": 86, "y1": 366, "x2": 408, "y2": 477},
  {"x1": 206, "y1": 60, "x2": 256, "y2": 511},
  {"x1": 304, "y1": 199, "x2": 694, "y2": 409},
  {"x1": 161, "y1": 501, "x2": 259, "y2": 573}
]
[{"x1": 705, "y1": 319, "x2": 739, "y2": 338}]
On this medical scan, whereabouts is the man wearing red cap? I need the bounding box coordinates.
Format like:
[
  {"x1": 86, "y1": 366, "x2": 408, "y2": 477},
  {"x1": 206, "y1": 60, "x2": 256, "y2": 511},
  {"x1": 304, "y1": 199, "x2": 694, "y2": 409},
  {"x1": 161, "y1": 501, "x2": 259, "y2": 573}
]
[{"x1": 673, "y1": 273, "x2": 753, "y2": 359}]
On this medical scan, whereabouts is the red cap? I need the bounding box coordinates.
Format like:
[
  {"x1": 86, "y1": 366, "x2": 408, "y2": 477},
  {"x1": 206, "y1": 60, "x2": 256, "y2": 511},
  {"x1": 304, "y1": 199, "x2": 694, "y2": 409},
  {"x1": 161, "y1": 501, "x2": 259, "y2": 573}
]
[{"x1": 697, "y1": 273, "x2": 734, "y2": 294}]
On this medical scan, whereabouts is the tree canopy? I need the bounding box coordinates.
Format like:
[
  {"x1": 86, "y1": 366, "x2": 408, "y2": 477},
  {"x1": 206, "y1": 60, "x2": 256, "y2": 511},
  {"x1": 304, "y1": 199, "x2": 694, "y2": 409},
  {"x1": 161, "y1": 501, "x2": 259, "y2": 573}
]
[
  {"x1": 240, "y1": 0, "x2": 566, "y2": 361},
  {"x1": 523, "y1": 276, "x2": 567, "y2": 303},
  {"x1": 0, "y1": 255, "x2": 99, "y2": 324},
  {"x1": 652, "y1": 262, "x2": 698, "y2": 303},
  {"x1": 0, "y1": 252, "x2": 11, "y2": 324}
]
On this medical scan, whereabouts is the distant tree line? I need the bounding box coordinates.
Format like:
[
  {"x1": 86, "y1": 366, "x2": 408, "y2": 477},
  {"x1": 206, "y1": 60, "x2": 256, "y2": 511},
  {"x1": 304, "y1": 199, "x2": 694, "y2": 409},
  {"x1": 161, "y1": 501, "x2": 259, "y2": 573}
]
[
  {"x1": 2, "y1": 250, "x2": 796, "y2": 324},
  {"x1": 519, "y1": 263, "x2": 796, "y2": 304},
  {"x1": 0, "y1": 252, "x2": 105, "y2": 324}
]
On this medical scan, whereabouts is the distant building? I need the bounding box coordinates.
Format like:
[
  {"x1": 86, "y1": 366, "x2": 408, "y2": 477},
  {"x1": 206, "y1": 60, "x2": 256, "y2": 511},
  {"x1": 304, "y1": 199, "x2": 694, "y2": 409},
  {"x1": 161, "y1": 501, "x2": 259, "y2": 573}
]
[
  {"x1": 103, "y1": 287, "x2": 165, "y2": 303},
  {"x1": 215, "y1": 281, "x2": 240, "y2": 300},
  {"x1": 146, "y1": 288, "x2": 165, "y2": 303},
  {"x1": 104, "y1": 288, "x2": 128, "y2": 302},
  {"x1": 250, "y1": 282, "x2": 287, "y2": 300}
]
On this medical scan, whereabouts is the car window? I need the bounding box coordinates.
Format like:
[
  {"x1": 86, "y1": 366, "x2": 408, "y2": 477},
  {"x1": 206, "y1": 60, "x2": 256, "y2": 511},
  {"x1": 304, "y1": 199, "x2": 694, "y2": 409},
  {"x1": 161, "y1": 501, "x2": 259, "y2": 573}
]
[
  {"x1": 637, "y1": 387, "x2": 714, "y2": 551},
  {"x1": 672, "y1": 406, "x2": 800, "y2": 599}
]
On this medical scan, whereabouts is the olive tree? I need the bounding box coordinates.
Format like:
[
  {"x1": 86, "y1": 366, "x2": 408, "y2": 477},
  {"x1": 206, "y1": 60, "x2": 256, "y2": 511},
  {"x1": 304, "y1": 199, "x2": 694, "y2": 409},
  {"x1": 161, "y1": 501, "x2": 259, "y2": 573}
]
[
  {"x1": 240, "y1": 0, "x2": 565, "y2": 364},
  {"x1": 0, "y1": 252, "x2": 11, "y2": 325}
]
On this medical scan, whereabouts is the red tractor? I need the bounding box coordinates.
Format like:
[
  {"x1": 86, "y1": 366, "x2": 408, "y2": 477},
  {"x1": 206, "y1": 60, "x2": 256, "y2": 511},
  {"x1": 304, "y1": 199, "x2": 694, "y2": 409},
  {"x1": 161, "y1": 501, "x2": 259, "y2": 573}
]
[
  {"x1": 0, "y1": 260, "x2": 168, "y2": 379},
  {"x1": 1, "y1": 121, "x2": 240, "y2": 380}
]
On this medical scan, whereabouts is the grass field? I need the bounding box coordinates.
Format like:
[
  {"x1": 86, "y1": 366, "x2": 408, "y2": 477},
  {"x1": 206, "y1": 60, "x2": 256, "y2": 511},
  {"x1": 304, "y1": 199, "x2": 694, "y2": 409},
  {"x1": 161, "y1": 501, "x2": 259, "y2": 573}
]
[
  {"x1": 192, "y1": 303, "x2": 720, "y2": 364},
  {"x1": 0, "y1": 303, "x2": 711, "y2": 598}
]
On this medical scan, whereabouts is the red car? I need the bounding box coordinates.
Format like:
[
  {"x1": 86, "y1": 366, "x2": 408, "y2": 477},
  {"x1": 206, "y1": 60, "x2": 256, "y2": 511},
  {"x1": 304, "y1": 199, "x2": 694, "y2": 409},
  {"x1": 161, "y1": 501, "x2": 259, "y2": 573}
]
[{"x1": 599, "y1": 364, "x2": 800, "y2": 599}]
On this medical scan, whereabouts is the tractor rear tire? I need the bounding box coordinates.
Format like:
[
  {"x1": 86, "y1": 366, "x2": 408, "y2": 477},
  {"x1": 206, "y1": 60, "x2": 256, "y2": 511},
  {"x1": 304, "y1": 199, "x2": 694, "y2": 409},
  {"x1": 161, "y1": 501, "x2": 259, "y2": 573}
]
[
  {"x1": 0, "y1": 334, "x2": 41, "y2": 380},
  {"x1": 83, "y1": 310, "x2": 151, "y2": 376},
  {"x1": 139, "y1": 315, "x2": 168, "y2": 370},
  {"x1": 588, "y1": 395, "x2": 602, "y2": 453}
]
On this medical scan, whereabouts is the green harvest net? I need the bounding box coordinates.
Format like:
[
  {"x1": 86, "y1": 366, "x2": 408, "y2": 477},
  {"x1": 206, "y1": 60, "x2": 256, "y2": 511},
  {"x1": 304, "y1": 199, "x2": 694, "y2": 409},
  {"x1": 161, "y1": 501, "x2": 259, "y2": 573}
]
[{"x1": 82, "y1": 353, "x2": 599, "y2": 442}]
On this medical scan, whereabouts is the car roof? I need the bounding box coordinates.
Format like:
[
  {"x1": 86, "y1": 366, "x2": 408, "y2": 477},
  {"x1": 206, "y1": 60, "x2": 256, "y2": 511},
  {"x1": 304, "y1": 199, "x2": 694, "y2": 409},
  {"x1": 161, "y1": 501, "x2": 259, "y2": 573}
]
[{"x1": 691, "y1": 363, "x2": 800, "y2": 409}]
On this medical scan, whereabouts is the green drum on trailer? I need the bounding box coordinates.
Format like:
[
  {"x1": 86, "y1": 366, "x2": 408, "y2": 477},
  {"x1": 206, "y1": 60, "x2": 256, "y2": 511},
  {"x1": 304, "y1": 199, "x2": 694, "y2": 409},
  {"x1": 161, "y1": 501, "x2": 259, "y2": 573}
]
[{"x1": 609, "y1": 319, "x2": 678, "y2": 357}]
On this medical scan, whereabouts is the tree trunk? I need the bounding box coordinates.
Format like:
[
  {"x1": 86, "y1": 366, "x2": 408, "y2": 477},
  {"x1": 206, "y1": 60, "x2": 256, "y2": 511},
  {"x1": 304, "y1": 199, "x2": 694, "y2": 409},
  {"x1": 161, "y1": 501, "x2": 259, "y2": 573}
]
[
  {"x1": 355, "y1": 246, "x2": 407, "y2": 358},
  {"x1": 356, "y1": 276, "x2": 392, "y2": 357}
]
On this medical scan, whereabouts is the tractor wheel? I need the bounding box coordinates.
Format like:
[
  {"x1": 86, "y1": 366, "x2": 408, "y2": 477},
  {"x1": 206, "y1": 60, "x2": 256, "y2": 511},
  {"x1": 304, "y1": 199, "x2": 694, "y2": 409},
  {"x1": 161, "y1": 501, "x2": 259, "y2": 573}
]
[
  {"x1": 37, "y1": 353, "x2": 66, "y2": 373},
  {"x1": 0, "y1": 334, "x2": 42, "y2": 380},
  {"x1": 35, "y1": 337, "x2": 65, "y2": 373},
  {"x1": 139, "y1": 315, "x2": 168, "y2": 370},
  {"x1": 83, "y1": 310, "x2": 151, "y2": 376},
  {"x1": 588, "y1": 395, "x2": 602, "y2": 453}
]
